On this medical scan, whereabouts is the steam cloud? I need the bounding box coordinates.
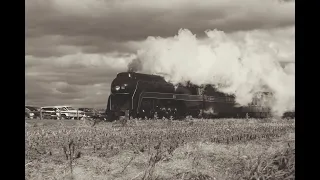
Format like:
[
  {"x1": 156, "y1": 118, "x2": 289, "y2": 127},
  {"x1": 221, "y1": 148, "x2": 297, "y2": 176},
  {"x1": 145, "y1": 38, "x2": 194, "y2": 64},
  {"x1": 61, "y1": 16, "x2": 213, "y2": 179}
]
[
  {"x1": 128, "y1": 29, "x2": 295, "y2": 116},
  {"x1": 127, "y1": 58, "x2": 142, "y2": 72}
]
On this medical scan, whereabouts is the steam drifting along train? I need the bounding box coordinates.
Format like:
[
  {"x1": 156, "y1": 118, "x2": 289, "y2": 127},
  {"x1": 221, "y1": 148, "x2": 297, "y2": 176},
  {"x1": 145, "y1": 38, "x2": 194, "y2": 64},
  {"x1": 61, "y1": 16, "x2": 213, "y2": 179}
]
[{"x1": 106, "y1": 72, "x2": 275, "y2": 121}]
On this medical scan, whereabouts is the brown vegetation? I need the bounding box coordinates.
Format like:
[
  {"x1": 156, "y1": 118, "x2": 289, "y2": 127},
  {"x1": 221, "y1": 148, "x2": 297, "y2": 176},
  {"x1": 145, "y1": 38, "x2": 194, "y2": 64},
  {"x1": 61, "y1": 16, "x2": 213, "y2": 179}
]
[{"x1": 25, "y1": 118, "x2": 295, "y2": 180}]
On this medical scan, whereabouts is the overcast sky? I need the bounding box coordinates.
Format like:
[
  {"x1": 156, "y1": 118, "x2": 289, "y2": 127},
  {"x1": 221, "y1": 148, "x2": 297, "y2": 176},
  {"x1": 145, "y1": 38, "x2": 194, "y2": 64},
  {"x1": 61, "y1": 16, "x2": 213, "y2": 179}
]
[{"x1": 25, "y1": 0, "x2": 295, "y2": 108}]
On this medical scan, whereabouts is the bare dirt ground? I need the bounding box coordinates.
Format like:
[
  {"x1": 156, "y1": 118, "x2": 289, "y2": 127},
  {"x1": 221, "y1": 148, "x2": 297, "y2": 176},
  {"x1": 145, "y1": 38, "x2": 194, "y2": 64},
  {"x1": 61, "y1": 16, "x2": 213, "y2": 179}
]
[{"x1": 25, "y1": 118, "x2": 295, "y2": 180}]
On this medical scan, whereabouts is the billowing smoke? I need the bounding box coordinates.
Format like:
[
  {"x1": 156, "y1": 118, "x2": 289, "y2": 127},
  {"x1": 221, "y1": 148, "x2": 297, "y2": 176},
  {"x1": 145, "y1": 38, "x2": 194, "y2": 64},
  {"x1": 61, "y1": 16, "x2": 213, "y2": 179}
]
[
  {"x1": 127, "y1": 58, "x2": 142, "y2": 72},
  {"x1": 129, "y1": 29, "x2": 295, "y2": 116}
]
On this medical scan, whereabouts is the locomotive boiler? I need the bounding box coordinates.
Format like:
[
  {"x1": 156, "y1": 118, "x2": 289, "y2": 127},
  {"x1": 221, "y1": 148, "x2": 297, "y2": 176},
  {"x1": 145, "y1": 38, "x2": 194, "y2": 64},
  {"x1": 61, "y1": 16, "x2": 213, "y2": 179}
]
[{"x1": 105, "y1": 72, "x2": 272, "y2": 121}]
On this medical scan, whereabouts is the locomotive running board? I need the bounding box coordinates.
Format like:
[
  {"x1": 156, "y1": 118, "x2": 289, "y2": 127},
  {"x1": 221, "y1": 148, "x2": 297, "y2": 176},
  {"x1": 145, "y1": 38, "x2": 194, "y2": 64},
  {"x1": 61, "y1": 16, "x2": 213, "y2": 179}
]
[
  {"x1": 136, "y1": 92, "x2": 236, "y2": 113},
  {"x1": 136, "y1": 92, "x2": 235, "y2": 111},
  {"x1": 139, "y1": 92, "x2": 234, "y2": 103}
]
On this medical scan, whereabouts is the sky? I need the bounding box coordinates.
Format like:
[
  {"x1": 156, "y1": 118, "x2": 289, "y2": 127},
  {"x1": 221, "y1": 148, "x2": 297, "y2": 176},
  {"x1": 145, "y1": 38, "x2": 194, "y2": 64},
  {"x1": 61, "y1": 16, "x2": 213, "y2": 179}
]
[{"x1": 25, "y1": 0, "x2": 295, "y2": 109}]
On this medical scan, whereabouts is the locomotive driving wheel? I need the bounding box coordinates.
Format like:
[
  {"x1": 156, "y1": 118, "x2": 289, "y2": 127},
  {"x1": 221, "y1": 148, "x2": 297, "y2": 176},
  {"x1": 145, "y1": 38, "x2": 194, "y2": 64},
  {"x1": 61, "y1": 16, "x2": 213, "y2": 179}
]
[
  {"x1": 139, "y1": 109, "x2": 155, "y2": 120},
  {"x1": 139, "y1": 99, "x2": 155, "y2": 119},
  {"x1": 175, "y1": 104, "x2": 187, "y2": 120}
]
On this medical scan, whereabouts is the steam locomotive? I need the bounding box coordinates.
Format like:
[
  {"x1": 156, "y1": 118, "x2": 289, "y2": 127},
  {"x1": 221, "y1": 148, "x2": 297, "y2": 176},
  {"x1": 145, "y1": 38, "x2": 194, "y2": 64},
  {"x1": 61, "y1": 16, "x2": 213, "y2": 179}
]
[{"x1": 105, "y1": 72, "x2": 274, "y2": 121}]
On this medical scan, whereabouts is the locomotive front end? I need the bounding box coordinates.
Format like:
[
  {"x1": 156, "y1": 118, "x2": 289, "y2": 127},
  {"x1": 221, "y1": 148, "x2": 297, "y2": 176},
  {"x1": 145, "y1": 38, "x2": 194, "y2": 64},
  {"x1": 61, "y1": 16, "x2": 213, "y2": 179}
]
[{"x1": 106, "y1": 72, "x2": 137, "y2": 121}]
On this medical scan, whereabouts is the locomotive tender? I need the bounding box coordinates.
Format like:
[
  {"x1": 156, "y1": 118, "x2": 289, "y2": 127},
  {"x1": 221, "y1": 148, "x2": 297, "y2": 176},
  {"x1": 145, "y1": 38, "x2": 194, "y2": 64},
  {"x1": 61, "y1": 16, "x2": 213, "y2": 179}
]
[{"x1": 106, "y1": 72, "x2": 272, "y2": 121}]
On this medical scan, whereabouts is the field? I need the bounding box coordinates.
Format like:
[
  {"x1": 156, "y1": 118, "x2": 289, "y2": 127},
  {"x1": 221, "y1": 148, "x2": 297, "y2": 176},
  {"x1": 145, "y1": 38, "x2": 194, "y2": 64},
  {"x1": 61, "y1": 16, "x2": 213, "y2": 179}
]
[{"x1": 25, "y1": 118, "x2": 295, "y2": 180}]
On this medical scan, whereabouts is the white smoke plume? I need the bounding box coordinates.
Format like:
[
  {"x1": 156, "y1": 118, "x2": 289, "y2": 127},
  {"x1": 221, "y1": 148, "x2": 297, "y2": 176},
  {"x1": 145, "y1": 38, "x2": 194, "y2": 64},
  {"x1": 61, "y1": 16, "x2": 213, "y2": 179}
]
[
  {"x1": 127, "y1": 58, "x2": 142, "y2": 72},
  {"x1": 130, "y1": 29, "x2": 295, "y2": 116}
]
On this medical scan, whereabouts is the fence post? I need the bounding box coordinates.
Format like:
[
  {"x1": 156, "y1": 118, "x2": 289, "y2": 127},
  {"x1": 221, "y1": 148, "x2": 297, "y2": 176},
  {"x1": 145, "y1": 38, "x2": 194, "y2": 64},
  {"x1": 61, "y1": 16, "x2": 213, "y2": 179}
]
[
  {"x1": 40, "y1": 109, "x2": 43, "y2": 120},
  {"x1": 59, "y1": 111, "x2": 61, "y2": 120}
]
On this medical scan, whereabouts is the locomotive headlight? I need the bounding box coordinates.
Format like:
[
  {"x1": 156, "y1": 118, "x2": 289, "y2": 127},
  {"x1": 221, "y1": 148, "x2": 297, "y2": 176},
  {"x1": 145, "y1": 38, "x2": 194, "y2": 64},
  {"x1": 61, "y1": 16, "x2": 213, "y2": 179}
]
[
  {"x1": 115, "y1": 86, "x2": 120, "y2": 91},
  {"x1": 121, "y1": 84, "x2": 128, "y2": 89}
]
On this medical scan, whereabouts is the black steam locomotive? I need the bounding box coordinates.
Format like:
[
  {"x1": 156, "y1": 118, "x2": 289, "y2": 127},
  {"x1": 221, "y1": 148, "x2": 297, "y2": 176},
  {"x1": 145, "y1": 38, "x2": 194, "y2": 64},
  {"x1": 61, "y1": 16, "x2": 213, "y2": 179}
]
[{"x1": 106, "y1": 72, "x2": 273, "y2": 121}]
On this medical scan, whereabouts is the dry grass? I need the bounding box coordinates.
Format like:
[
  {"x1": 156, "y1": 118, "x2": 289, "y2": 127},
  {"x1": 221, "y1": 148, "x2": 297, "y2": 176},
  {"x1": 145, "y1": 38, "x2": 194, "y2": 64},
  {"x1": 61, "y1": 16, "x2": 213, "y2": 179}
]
[{"x1": 25, "y1": 118, "x2": 295, "y2": 180}]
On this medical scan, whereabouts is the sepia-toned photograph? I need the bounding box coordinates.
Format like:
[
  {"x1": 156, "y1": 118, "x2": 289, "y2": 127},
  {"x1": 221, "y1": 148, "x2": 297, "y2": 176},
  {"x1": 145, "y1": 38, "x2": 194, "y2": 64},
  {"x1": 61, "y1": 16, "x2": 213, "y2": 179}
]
[{"x1": 25, "y1": 0, "x2": 295, "y2": 179}]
